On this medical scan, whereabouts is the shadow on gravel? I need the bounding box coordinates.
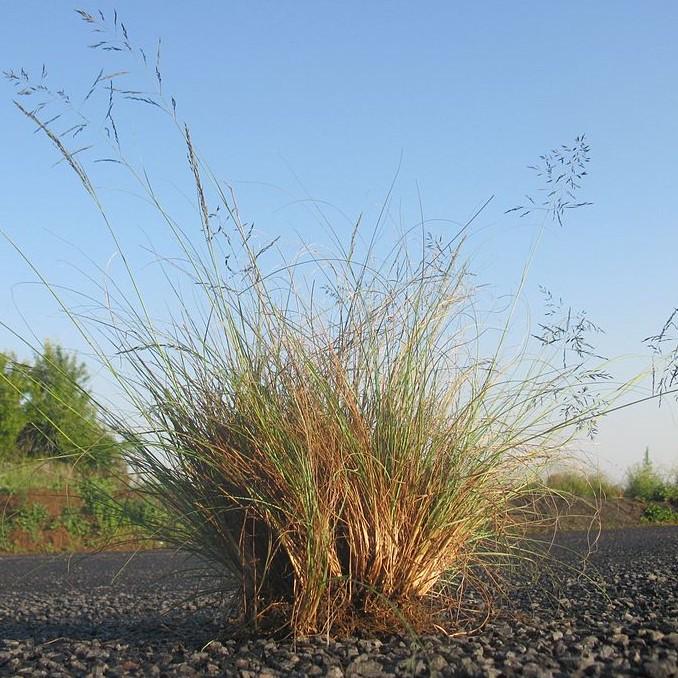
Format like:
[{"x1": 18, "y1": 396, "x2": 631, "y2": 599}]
[{"x1": 1, "y1": 616, "x2": 224, "y2": 648}]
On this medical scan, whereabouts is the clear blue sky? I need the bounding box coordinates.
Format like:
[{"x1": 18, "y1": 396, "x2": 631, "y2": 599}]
[{"x1": 1, "y1": 1, "x2": 676, "y2": 477}]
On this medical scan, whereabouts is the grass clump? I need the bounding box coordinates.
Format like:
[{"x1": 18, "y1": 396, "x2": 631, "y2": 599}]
[
  {"x1": 3, "y1": 13, "x2": 616, "y2": 637},
  {"x1": 7, "y1": 152, "x2": 606, "y2": 633},
  {"x1": 122, "y1": 227, "x2": 595, "y2": 637}
]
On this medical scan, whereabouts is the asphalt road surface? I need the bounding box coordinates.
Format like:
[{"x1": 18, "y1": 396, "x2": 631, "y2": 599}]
[{"x1": 1, "y1": 527, "x2": 676, "y2": 676}]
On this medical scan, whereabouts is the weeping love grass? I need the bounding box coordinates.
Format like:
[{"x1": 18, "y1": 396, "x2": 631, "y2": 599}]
[
  {"x1": 3, "y1": 36, "x2": 624, "y2": 637},
  {"x1": 7, "y1": 129, "x2": 615, "y2": 637},
  {"x1": 105, "y1": 222, "x2": 580, "y2": 637}
]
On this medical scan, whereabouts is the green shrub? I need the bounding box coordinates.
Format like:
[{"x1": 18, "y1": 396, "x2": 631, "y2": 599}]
[
  {"x1": 121, "y1": 496, "x2": 168, "y2": 530},
  {"x1": 625, "y1": 464, "x2": 671, "y2": 502},
  {"x1": 641, "y1": 503, "x2": 678, "y2": 523},
  {"x1": 77, "y1": 477, "x2": 124, "y2": 535}
]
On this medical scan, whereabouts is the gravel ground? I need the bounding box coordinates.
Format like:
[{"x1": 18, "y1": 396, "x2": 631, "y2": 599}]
[{"x1": 1, "y1": 527, "x2": 676, "y2": 677}]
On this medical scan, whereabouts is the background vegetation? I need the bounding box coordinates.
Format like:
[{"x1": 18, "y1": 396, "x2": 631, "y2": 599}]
[
  {"x1": 0, "y1": 341, "x2": 122, "y2": 472},
  {"x1": 543, "y1": 451, "x2": 677, "y2": 524},
  {"x1": 0, "y1": 342, "x2": 162, "y2": 552}
]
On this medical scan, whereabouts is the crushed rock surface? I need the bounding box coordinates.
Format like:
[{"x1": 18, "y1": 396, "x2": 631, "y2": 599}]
[{"x1": 0, "y1": 526, "x2": 676, "y2": 677}]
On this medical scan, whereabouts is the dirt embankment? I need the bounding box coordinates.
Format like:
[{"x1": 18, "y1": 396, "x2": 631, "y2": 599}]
[
  {"x1": 0, "y1": 488, "x2": 156, "y2": 555},
  {"x1": 525, "y1": 494, "x2": 653, "y2": 533}
]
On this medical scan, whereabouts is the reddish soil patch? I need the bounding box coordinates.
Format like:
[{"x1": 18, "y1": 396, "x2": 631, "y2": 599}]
[
  {"x1": 7, "y1": 526, "x2": 80, "y2": 553},
  {"x1": 1, "y1": 489, "x2": 83, "y2": 518}
]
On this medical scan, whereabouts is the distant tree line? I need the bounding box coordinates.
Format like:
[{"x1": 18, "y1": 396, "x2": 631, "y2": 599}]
[{"x1": 0, "y1": 341, "x2": 122, "y2": 471}]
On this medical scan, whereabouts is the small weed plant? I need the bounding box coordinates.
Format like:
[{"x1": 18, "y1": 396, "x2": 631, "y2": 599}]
[
  {"x1": 57, "y1": 506, "x2": 90, "y2": 538},
  {"x1": 13, "y1": 502, "x2": 50, "y2": 538},
  {"x1": 2, "y1": 11, "x2": 627, "y2": 636}
]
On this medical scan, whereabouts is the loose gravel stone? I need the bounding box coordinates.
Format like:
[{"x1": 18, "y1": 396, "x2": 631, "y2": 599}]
[{"x1": 0, "y1": 527, "x2": 676, "y2": 676}]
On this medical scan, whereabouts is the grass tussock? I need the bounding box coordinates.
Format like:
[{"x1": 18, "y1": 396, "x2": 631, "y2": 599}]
[
  {"x1": 124, "y1": 236, "x2": 568, "y2": 636},
  {"x1": 3, "y1": 17, "x2": 619, "y2": 638}
]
